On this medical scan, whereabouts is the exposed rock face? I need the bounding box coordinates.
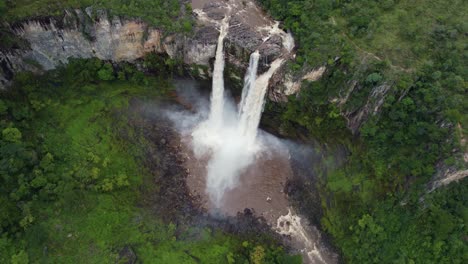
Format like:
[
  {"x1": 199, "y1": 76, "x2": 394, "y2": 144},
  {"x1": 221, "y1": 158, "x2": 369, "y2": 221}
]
[
  {"x1": 343, "y1": 83, "x2": 392, "y2": 134},
  {"x1": 268, "y1": 63, "x2": 392, "y2": 135},
  {"x1": 183, "y1": 26, "x2": 218, "y2": 65},
  {"x1": 270, "y1": 66, "x2": 327, "y2": 101},
  {"x1": 15, "y1": 12, "x2": 163, "y2": 67},
  {"x1": 0, "y1": 0, "x2": 292, "y2": 90},
  {"x1": 193, "y1": 0, "x2": 292, "y2": 75},
  {"x1": 0, "y1": 9, "x2": 170, "y2": 88},
  {"x1": 428, "y1": 123, "x2": 468, "y2": 191},
  {"x1": 429, "y1": 169, "x2": 468, "y2": 191}
]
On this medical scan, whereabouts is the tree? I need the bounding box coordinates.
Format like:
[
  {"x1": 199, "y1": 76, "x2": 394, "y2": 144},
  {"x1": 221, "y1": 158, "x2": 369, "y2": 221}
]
[
  {"x1": 11, "y1": 250, "x2": 29, "y2": 264},
  {"x1": 366, "y1": 72, "x2": 383, "y2": 84},
  {"x1": 2, "y1": 128, "x2": 22, "y2": 143},
  {"x1": 0, "y1": 100, "x2": 7, "y2": 115},
  {"x1": 98, "y1": 63, "x2": 115, "y2": 81},
  {"x1": 0, "y1": 1, "x2": 6, "y2": 17},
  {"x1": 250, "y1": 245, "x2": 265, "y2": 264},
  {"x1": 182, "y1": 21, "x2": 192, "y2": 32},
  {"x1": 39, "y1": 153, "x2": 54, "y2": 171}
]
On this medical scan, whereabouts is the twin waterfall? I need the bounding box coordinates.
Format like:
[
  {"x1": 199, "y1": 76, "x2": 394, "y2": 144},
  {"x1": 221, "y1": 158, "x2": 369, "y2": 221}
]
[
  {"x1": 208, "y1": 31, "x2": 283, "y2": 148},
  {"x1": 192, "y1": 19, "x2": 284, "y2": 206}
]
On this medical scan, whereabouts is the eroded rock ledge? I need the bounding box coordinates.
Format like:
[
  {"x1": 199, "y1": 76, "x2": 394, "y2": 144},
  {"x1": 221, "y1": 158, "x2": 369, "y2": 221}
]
[{"x1": 0, "y1": 1, "x2": 292, "y2": 90}]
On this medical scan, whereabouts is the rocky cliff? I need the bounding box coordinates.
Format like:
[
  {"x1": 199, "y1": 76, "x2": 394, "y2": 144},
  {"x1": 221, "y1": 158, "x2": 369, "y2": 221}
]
[
  {"x1": 0, "y1": 0, "x2": 403, "y2": 138},
  {"x1": 0, "y1": 1, "x2": 291, "y2": 90},
  {"x1": 0, "y1": 8, "x2": 167, "y2": 86}
]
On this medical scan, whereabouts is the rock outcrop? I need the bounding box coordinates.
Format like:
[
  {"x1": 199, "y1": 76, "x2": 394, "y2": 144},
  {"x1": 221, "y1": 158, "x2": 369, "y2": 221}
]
[
  {"x1": 342, "y1": 82, "x2": 392, "y2": 133},
  {"x1": 0, "y1": 0, "x2": 292, "y2": 90},
  {"x1": 269, "y1": 65, "x2": 393, "y2": 135},
  {"x1": 429, "y1": 168, "x2": 468, "y2": 191},
  {"x1": 0, "y1": 7, "x2": 207, "y2": 88},
  {"x1": 269, "y1": 66, "x2": 327, "y2": 102}
]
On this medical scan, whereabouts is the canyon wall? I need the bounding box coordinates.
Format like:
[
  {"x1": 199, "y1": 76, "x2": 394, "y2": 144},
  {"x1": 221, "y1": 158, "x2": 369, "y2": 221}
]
[
  {"x1": 0, "y1": 2, "x2": 288, "y2": 89},
  {"x1": 0, "y1": 1, "x2": 428, "y2": 142}
]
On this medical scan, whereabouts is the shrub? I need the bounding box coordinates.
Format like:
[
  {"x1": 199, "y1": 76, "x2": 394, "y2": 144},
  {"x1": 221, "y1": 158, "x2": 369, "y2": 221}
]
[
  {"x1": 2, "y1": 127, "x2": 22, "y2": 143},
  {"x1": 98, "y1": 63, "x2": 115, "y2": 81},
  {"x1": 0, "y1": 100, "x2": 7, "y2": 115},
  {"x1": 365, "y1": 72, "x2": 383, "y2": 84}
]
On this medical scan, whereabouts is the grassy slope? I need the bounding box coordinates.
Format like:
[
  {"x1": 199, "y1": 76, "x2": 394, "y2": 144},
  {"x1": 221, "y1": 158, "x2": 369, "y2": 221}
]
[
  {"x1": 335, "y1": 0, "x2": 467, "y2": 71},
  {"x1": 23, "y1": 81, "x2": 150, "y2": 262}
]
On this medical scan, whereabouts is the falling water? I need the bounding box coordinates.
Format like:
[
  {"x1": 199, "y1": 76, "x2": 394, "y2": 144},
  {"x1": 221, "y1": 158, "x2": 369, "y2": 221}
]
[
  {"x1": 192, "y1": 13, "x2": 286, "y2": 207},
  {"x1": 283, "y1": 32, "x2": 295, "y2": 53},
  {"x1": 277, "y1": 210, "x2": 327, "y2": 264},
  {"x1": 239, "y1": 51, "x2": 260, "y2": 119},
  {"x1": 238, "y1": 58, "x2": 284, "y2": 146},
  {"x1": 208, "y1": 16, "x2": 230, "y2": 129},
  {"x1": 193, "y1": 50, "x2": 284, "y2": 206}
]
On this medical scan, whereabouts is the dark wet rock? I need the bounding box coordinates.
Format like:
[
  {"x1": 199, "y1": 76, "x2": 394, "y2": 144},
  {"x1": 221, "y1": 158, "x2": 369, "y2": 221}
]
[
  {"x1": 228, "y1": 17, "x2": 263, "y2": 51},
  {"x1": 192, "y1": 26, "x2": 219, "y2": 44},
  {"x1": 122, "y1": 98, "x2": 202, "y2": 224},
  {"x1": 202, "y1": 2, "x2": 228, "y2": 12},
  {"x1": 207, "y1": 11, "x2": 225, "y2": 20},
  {"x1": 260, "y1": 35, "x2": 283, "y2": 65}
]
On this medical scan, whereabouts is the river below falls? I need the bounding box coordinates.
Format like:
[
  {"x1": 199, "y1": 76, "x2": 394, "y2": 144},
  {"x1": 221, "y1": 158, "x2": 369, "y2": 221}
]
[
  {"x1": 183, "y1": 132, "x2": 291, "y2": 224},
  {"x1": 170, "y1": 79, "x2": 339, "y2": 264}
]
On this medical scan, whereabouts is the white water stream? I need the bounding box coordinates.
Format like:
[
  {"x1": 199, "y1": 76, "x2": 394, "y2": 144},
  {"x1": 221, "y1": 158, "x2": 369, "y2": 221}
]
[
  {"x1": 238, "y1": 51, "x2": 260, "y2": 121},
  {"x1": 207, "y1": 16, "x2": 230, "y2": 129},
  {"x1": 238, "y1": 57, "x2": 284, "y2": 146}
]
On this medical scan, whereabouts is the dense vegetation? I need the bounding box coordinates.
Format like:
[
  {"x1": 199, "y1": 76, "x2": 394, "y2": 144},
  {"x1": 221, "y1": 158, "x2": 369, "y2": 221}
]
[
  {"x1": 0, "y1": 58, "x2": 299, "y2": 263},
  {"x1": 260, "y1": 0, "x2": 467, "y2": 262},
  {"x1": 0, "y1": 0, "x2": 192, "y2": 33}
]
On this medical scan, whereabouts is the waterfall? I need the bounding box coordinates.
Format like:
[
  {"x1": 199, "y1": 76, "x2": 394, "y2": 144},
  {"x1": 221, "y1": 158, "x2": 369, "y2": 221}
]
[
  {"x1": 238, "y1": 51, "x2": 260, "y2": 118},
  {"x1": 207, "y1": 16, "x2": 229, "y2": 129},
  {"x1": 283, "y1": 32, "x2": 295, "y2": 53},
  {"x1": 238, "y1": 58, "x2": 284, "y2": 146},
  {"x1": 192, "y1": 33, "x2": 285, "y2": 207}
]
